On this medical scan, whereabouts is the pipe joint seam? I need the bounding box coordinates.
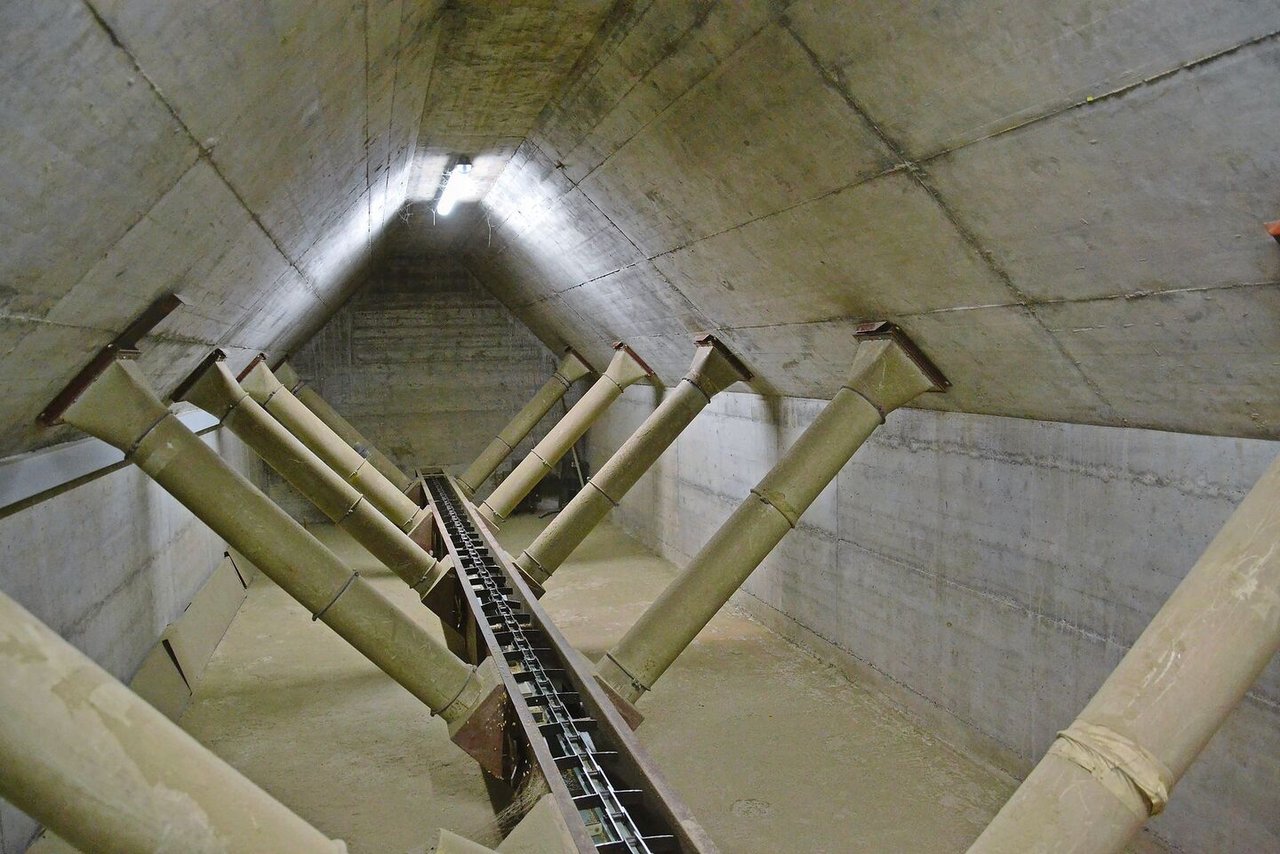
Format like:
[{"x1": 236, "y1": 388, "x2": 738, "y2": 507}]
[
  {"x1": 681, "y1": 374, "x2": 714, "y2": 404},
  {"x1": 1049, "y1": 722, "x2": 1172, "y2": 818},
  {"x1": 402, "y1": 506, "x2": 430, "y2": 534},
  {"x1": 516, "y1": 550, "x2": 548, "y2": 581},
  {"x1": 128, "y1": 411, "x2": 175, "y2": 457},
  {"x1": 530, "y1": 449, "x2": 554, "y2": 472},
  {"x1": 603, "y1": 652, "x2": 651, "y2": 696},
  {"x1": 311, "y1": 571, "x2": 360, "y2": 623},
  {"x1": 750, "y1": 487, "x2": 800, "y2": 529},
  {"x1": 220, "y1": 390, "x2": 252, "y2": 420},
  {"x1": 845, "y1": 386, "x2": 887, "y2": 425},
  {"x1": 588, "y1": 479, "x2": 621, "y2": 507},
  {"x1": 410, "y1": 562, "x2": 439, "y2": 593},
  {"x1": 437, "y1": 664, "x2": 484, "y2": 720},
  {"x1": 338, "y1": 495, "x2": 366, "y2": 522},
  {"x1": 348, "y1": 457, "x2": 370, "y2": 481},
  {"x1": 552, "y1": 372, "x2": 573, "y2": 389}
]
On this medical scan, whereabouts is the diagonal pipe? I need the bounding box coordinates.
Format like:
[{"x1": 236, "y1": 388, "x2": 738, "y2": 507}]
[
  {"x1": 478, "y1": 343, "x2": 653, "y2": 528},
  {"x1": 968, "y1": 449, "x2": 1280, "y2": 854},
  {"x1": 458, "y1": 348, "x2": 593, "y2": 498},
  {"x1": 0, "y1": 588, "x2": 347, "y2": 854},
  {"x1": 274, "y1": 360, "x2": 412, "y2": 489},
  {"x1": 514, "y1": 335, "x2": 750, "y2": 585},
  {"x1": 61, "y1": 359, "x2": 495, "y2": 727},
  {"x1": 241, "y1": 360, "x2": 426, "y2": 533},
  {"x1": 597, "y1": 326, "x2": 946, "y2": 704},
  {"x1": 176, "y1": 353, "x2": 448, "y2": 597}
]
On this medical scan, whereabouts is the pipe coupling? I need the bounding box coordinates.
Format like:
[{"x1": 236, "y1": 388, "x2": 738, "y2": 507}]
[{"x1": 1049, "y1": 722, "x2": 1172, "y2": 818}]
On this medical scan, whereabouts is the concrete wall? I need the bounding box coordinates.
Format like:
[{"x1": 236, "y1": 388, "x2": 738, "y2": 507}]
[
  {"x1": 0, "y1": 428, "x2": 261, "y2": 853},
  {"x1": 589, "y1": 388, "x2": 1280, "y2": 853},
  {"x1": 292, "y1": 223, "x2": 571, "y2": 485}
]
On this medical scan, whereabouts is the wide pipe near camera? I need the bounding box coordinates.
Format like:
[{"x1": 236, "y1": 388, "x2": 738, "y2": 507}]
[
  {"x1": 597, "y1": 325, "x2": 946, "y2": 704},
  {"x1": 968, "y1": 449, "x2": 1280, "y2": 854},
  {"x1": 514, "y1": 335, "x2": 749, "y2": 584},
  {"x1": 0, "y1": 588, "x2": 347, "y2": 854},
  {"x1": 478, "y1": 343, "x2": 653, "y2": 528}
]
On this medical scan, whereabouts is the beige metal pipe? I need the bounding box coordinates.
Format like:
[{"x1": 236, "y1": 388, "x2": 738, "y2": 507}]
[
  {"x1": 177, "y1": 356, "x2": 447, "y2": 595},
  {"x1": 458, "y1": 348, "x2": 593, "y2": 498},
  {"x1": 968, "y1": 450, "x2": 1280, "y2": 854},
  {"x1": 274, "y1": 360, "x2": 412, "y2": 489},
  {"x1": 0, "y1": 588, "x2": 347, "y2": 854},
  {"x1": 61, "y1": 360, "x2": 492, "y2": 725},
  {"x1": 514, "y1": 336, "x2": 749, "y2": 584},
  {"x1": 479, "y1": 344, "x2": 652, "y2": 527},
  {"x1": 597, "y1": 333, "x2": 943, "y2": 703},
  {"x1": 241, "y1": 360, "x2": 424, "y2": 532}
]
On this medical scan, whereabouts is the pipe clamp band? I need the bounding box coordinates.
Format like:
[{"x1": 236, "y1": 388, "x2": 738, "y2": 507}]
[
  {"x1": 682, "y1": 374, "x2": 715, "y2": 403},
  {"x1": 128, "y1": 411, "x2": 175, "y2": 456},
  {"x1": 312, "y1": 572, "x2": 360, "y2": 622},
  {"x1": 1049, "y1": 722, "x2": 1171, "y2": 818},
  {"x1": 589, "y1": 479, "x2": 620, "y2": 507},
  {"x1": 603, "y1": 652, "x2": 651, "y2": 696},
  {"x1": 751, "y1": 487, "x2": 800, "y2": 528},
  {"x1": 338, "y1": 495, "x2": 365, "y2": 522}
]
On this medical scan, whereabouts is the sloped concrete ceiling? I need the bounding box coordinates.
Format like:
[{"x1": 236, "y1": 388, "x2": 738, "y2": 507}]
[
  {"x1": 0, "y1": 0, "x2": 620, "y2": 457},
  {"x1": 459, "y1": 1, "x2": 1280, "y2": 439},
  {"x1": 6, "y1": 1, "x2": 1278, "y2": 457}
]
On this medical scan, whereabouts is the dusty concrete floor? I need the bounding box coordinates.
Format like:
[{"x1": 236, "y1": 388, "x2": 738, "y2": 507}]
[{"x1": 166, "y1": 515, "x2": 1022, "y2": 853}]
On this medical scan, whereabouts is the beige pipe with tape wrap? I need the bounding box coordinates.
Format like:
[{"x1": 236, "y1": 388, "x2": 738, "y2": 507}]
[
  {"x1": 0, "y1": 588, "x2": 347, "y2": 854},
  {"x1": 241, "y1": 360, "x2": 425, "y2": 533},
  {"x1": 177, "y1": 355, "x2": 447, "y2": 596},
  {"x1": 458, "y1": 348, "x2": 593, "y2": 498},
  {"x1": 597, "y1": 328, "x2": 945, "y2": 704},
  {"x1": 61, "y1": 360, "x2": 495, "y2": 727},
  {"x1": 273, "y1": 360, "x2": 412, "y2": 489},
  {"x1": 968, "y1": 450, "x2": 1280, "y2": 854},
  {"x1": 479, "y1": 343, "x2": 653, "y2": 527},
  {"x1": 514, "y1": 336, "x2": 750, "y2": 584}
]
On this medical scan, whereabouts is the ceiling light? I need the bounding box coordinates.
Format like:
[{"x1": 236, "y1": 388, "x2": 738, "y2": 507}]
[{"x1": 435, "y1": 158, "x2": 473, "y2": 217}]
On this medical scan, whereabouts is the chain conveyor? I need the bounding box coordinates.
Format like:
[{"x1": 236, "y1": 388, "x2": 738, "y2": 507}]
[{"x1": 423, "y1": 474, "x2": 713, "y2": 854}]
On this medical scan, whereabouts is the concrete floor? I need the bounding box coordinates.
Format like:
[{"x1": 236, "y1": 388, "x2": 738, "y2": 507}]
[{"x1": 169, "y1": 515, "x2": 1023, "y2": 853}]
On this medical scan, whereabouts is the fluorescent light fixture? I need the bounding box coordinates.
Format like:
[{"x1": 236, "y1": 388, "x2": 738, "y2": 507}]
[{"x1": 435, "y1": 158, "x2": 473, "y2": 217}]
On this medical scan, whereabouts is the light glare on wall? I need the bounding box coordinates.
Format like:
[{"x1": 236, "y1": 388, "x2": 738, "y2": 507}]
[{"x1": 435, "y1": 158, "x2": 473, "y2": 217}]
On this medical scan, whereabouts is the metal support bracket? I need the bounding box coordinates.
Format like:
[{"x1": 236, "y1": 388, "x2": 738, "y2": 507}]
[
  {"x1": 852, "y1": 321, "x2": 950, "y2": 393},
  {"x1": 38, "y1": 293, "x2": 185, "y2": 425}
]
